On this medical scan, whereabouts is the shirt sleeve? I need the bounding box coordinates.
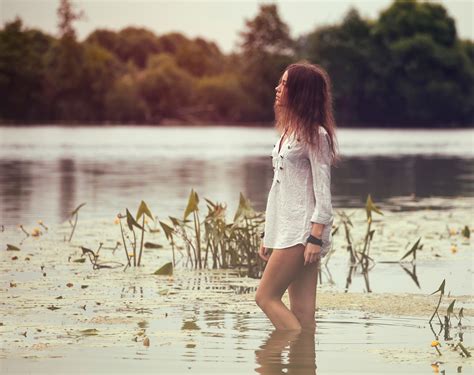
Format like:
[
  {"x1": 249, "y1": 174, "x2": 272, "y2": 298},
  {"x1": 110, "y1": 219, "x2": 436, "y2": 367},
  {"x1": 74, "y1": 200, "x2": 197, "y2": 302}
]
[{"x1": 308, "y1": 132, "x2": 334, "y2": 225}]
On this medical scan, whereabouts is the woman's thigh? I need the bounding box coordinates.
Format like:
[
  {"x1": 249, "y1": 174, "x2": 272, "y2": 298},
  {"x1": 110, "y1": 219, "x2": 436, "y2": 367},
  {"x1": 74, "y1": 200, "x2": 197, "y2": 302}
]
[
  {"x1": 256, "y1": 244, "x2": 305, "y2": 301},
  {"x1": 288, "y1": 258, "x2": 319, "y2": 313}
]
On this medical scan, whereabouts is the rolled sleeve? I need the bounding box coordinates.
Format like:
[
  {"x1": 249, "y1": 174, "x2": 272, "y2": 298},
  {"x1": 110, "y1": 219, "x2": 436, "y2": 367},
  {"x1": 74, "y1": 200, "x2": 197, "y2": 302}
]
[{"x1": 308, "y1": 133, "x2": 334, "y2": 225}]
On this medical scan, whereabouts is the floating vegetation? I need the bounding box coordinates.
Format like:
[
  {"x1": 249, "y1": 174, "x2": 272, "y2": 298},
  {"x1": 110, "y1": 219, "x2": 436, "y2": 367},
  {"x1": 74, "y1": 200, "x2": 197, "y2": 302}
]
[{"x1": 429, "y1": 279, "x2": 471, "y2": 358}]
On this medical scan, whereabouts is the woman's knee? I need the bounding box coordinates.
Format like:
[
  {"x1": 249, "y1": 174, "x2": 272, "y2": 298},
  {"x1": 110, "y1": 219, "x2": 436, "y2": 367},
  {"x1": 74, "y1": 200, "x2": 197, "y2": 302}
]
[{"x1": 255, "y1": 290, "x2": 279, "y2": 309}]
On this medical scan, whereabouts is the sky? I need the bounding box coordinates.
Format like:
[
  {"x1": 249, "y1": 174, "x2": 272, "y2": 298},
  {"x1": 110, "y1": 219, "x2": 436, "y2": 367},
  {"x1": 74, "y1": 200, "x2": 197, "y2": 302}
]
[{"x1": 1, "y1": 0, "x2": 473, "y2": 54}]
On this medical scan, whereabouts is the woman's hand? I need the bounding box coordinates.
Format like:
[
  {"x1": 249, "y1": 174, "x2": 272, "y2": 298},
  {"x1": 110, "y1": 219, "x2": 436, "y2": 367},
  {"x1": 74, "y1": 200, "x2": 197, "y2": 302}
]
[
  {"x1": 258, "y1": 240, "x2": 271, "y2": 262},
  {"x1": 304, "y1": 243, "x2": 321, "y2": 266}
]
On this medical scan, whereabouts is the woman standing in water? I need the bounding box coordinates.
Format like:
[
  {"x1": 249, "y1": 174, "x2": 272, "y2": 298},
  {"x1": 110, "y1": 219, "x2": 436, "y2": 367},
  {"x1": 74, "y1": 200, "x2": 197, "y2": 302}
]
[{"x1": 255, "y1": 62, "x2": 340, "y2": 331}]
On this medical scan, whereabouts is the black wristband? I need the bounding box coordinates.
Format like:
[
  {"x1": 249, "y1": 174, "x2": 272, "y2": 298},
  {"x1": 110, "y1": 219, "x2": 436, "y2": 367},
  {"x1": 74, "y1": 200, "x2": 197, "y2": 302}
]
[
  {"x1": 307, "y1": 234, "x2": 323, "y2": 246},
  {"x1": 260, "y1": 231, "x2": 265, "y2": 239}
]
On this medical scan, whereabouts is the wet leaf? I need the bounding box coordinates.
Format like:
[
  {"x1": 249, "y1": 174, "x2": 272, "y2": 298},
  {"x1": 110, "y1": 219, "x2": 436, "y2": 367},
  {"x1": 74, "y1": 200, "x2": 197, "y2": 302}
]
[
  {"x1": 143, "y1": 337, "x2": 150, "y2": 346},
  {"x1": 400, "y1": 237, "x2": 421, "y2": 261},
  {"x1": 233, "y1": 192, "x2": 255, "y2": 222},
  {"x1": 430, "y1": 279, "x2": 446, "y2": 295},
  {"x1": 182, "y1": 321, "x2": 200, "y2": 330},
  {"x1": 6, "y1": 244, "x2": 20, "y2": 251},
  {"x1": 144, "y1": 242, "x2": 163, "y2": 249},
  {"x1": 462, "y1": 225, "x2": 470, "y2": 238},
  {"x1": 126, "y1": 208, "x2": 143, "y2": 231},
  {"x1": 136, "y1": 200, "x2": 154, "y2": 221},
  {"x1": 11, "y1": 256, "x2": 18, "y2": 260},
  {"x1": 9, "y1": 282, "x2": 17, "y2": 287},
  {"x1": 153, "y1": 262, "x2": 173, "y2": 276},
  {"x1": 184, "y1": 189, "x2": 200, "y2": 220},
  {"x1": 80, "y1": 328, "x2": 99, "y2": 336},
  {"x1": 47, "y1": 305, "x2": 60, "y2": 311},
  {"x1": 71, "y1": 202, "x2": 86, "y2": 216},
  {"x1": 159, "y1": 221, "x2": 174, "y2": 241},
  {"x1": 447, "y1": 300, "x2": 456, "y2": 316},
  {"x1": 55, "y1": 296, "x2": 63, "y2": 300},
  {"x1": 365, "y1": 194, "x2": 383, "y2": 220},
  {"x1": 66, "y1": 283, "x2": 74, "y2": 288},
  {"x1": 73, "y1": 258, "x2": 86, "y2": 263},
  {"x1": 81, "y1": 285, "x2": 89, "y2": 289}
]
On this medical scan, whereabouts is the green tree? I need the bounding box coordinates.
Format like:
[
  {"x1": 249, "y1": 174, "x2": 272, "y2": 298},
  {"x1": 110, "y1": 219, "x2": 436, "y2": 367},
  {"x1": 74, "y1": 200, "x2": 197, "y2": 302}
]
[
  {"x1": 0, "y1": 17, "x2": 53, "y2": 122},
  {"x1": 238, "y1": 4, "x2": 295, "y2": 121}
]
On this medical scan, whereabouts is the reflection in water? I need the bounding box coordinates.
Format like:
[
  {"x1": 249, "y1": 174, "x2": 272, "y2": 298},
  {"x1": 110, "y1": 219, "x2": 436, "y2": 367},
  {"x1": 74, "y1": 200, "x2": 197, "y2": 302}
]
[
  {"x1": 255, "y1": 328, "x2": 316, "y2": 374},
  {"x1": 0, "y1": 127, "x2": 472, "y2": 228},
  {"x1": 59, "y1": 158, "x2": 76, "y2": 222}
]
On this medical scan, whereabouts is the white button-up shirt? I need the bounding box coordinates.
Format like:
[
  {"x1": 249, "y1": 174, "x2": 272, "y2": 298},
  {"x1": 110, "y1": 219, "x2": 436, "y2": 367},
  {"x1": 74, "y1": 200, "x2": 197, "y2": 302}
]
[{"x1": 263, "y1": 127, "x2": 334, "y2": 257}]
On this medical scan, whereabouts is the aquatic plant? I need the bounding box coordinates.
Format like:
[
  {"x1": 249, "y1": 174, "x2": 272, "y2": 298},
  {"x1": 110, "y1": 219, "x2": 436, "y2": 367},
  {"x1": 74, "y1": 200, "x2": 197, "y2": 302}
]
[
  {"x1": 116, "y1": 200, "x2": 154, "y2": 268},
  {"x1": 428, "y1": 279, "x2": 471, "y2": 358},
  {"x1": 159, "y1": 189, "x2": 265, "y2": 277},
  {"x1": 67, "y1": 202, "x2": 86, "y2": 242}
]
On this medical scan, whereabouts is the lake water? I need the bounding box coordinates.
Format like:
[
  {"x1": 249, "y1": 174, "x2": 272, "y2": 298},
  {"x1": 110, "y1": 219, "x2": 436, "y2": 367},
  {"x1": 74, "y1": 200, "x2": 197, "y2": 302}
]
[
  {"x1": 1, "y1": 125, "x2": 473, "y2": 374},
  {"x1": 0, "y1": 125, "x2": 473, "y2": 227}
]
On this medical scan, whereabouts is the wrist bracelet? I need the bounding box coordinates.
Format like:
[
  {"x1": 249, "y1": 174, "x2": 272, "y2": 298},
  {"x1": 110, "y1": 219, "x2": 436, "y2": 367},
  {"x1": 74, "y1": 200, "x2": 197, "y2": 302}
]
[{"x1": 307, "y1": 234, "x2": 323, "y2": 246}]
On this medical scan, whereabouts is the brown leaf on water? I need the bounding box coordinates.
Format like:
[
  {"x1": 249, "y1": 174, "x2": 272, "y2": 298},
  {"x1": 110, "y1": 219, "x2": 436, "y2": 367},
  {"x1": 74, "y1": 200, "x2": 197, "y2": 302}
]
[
  {"x1": 73, "y1": 258, "x2": 86, "y2": 263},
  {"x1": 153, "y1": 262, "x2": 173, "y2": 276},
  {"x1": 9, "y1": 282, "x2": 17, "y2": 287},
  {"x1": 55, "y1": 296, "x2": 63, "y2": 299},
  {"x1": 47, "y1": 305, "x2": 60, "y2": 311},
  {"x1": 66, "y1": 283, "x2": 73, "y2": 288},
  {"x1": 6, "y1": 244, "x2": 20, "y2": 251},
  {"x1": 79, "y1": 329, "x2": 98, "y2": 336},
  {"x1": 144, "y1": 242, "x2": 163, "y2": 249},
  {"x1": 11, "y1": 256, "x2": 18, "y2": 260},
  {"x1": 143, "y1": 337, "x2": 150, "y2": 347},
  {"x1": 81, "y1": 285, "x2": 89, "y2": 289}
]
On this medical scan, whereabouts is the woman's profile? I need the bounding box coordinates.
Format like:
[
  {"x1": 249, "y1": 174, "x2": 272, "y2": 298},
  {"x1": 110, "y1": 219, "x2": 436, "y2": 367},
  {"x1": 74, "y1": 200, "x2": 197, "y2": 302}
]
[{"x1": 255, "y1": 61, "x2": 340, "y2": 331}]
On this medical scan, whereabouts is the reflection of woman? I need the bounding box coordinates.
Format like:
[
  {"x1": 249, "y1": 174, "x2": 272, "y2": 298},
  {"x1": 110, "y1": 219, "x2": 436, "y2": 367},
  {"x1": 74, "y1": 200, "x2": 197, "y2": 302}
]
[
  {"x1": 254, "y1": 329, "x2": 316, "y2": 374},
  {"x1": 255, "y1": 62, "x2": 340, "y2": 331}
]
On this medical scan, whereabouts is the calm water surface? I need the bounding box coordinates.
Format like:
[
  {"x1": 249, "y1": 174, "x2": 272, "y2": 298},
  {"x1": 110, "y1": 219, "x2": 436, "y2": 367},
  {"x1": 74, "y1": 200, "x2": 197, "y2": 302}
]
[{"x1": 0, "y1": 126, "x2": 473, "y2": 227}]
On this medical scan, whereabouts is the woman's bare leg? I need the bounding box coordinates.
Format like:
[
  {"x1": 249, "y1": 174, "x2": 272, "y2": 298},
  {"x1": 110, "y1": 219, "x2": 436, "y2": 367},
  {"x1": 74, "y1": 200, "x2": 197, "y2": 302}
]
[
  {"x1": 288, "y1": 257, "x2": 320, "y2": 330},
  {"x1": 255, "y1": 244, "x2": 306, "y2": 330}
]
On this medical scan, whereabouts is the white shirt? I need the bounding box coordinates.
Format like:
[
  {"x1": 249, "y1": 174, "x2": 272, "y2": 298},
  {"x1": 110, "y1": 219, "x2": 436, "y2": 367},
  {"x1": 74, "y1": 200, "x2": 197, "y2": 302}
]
[{"x1": 263, "y1": 127, "x2": 334, "y2": 257}]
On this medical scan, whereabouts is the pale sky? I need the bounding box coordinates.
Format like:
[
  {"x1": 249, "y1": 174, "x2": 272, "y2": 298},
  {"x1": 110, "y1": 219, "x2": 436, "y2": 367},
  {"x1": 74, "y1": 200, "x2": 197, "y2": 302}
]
[{"x1": 1, "y1": 0, "x2": 472, "y2": 53}]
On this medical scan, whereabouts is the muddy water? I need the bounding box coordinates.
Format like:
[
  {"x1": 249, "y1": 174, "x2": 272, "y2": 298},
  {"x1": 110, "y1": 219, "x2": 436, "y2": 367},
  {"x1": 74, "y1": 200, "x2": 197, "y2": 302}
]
[{"x1": 1, "y1": 197, "x2": 473, "y2": 373}]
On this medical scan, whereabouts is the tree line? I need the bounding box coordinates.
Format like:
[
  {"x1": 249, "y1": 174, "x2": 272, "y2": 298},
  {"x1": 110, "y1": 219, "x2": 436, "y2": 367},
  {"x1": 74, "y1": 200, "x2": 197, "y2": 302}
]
[{"x1": 0, "y1": 0, "x2": 472, "y2": 127}]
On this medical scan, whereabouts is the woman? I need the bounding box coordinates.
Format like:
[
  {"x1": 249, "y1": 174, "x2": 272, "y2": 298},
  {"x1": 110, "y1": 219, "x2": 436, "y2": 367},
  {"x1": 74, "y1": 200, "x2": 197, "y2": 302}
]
[{"x1": 255, "y1": 62, "x2": 340, "y2": 331}]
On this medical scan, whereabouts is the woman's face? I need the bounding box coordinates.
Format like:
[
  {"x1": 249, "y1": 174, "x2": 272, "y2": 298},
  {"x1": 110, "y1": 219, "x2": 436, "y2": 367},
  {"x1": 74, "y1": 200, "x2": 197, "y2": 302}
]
[{"x1": 275, "y1": 70, "x2": 288, "y2": 106}]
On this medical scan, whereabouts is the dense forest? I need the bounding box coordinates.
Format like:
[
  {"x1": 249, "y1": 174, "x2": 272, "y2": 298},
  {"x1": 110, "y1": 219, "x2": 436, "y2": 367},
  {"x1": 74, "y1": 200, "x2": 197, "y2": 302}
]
[{"x1": 0, "y1": 0, "x2": 473, "y2": 127}]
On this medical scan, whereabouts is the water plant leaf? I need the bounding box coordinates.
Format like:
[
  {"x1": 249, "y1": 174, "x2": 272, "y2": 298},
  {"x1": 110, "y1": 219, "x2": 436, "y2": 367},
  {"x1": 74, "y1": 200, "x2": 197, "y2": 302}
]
[
  {"x1": 80, "y1": 329, "x2": 99, "y2": 336},
  {"x1": 136, "y1": 200, "x2": 154, "y2": 221},
  {"x1": 462, "y1": 225, "x2": 470, "y2": 238},
  {"x1": 233, "y1": 192, "x2": 255, "y2": 222},
  {"x1": 447, "y1": 300, "x2": 456, "y2": 316},
  {"x1": 144, "y1": 242, "x2": 163, "y2": 249},
  {"x1": 365, "y1": 194, "x2": 383, "y2": 220},
  {"x1": 430, "y1": 279, "x2": 446, "y2": 295},
  {"x1": 400, "y1": 237, "x2": 422, "y2": 261},
  {"x1": 6, "y1": 244, "x2": 20, "y2": 251},
  {"x1": 153, "y1": 262, "x2": 173, "y2": 276},
  {"x1": 126, "y1": 208, "x2": 143, "y2": 231},
  {"x1": 184, "y1": 189, "x2": 199, "y2": 219},
  {"x1": 159, "y1": 221, "x2": 174, "y2": 241},
  {"x1": 182, "y1": 320, "x2": 200, "y2": 330},
  {"x1": 71, "y1": 202, "x2": 86, "y2": 216}
]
